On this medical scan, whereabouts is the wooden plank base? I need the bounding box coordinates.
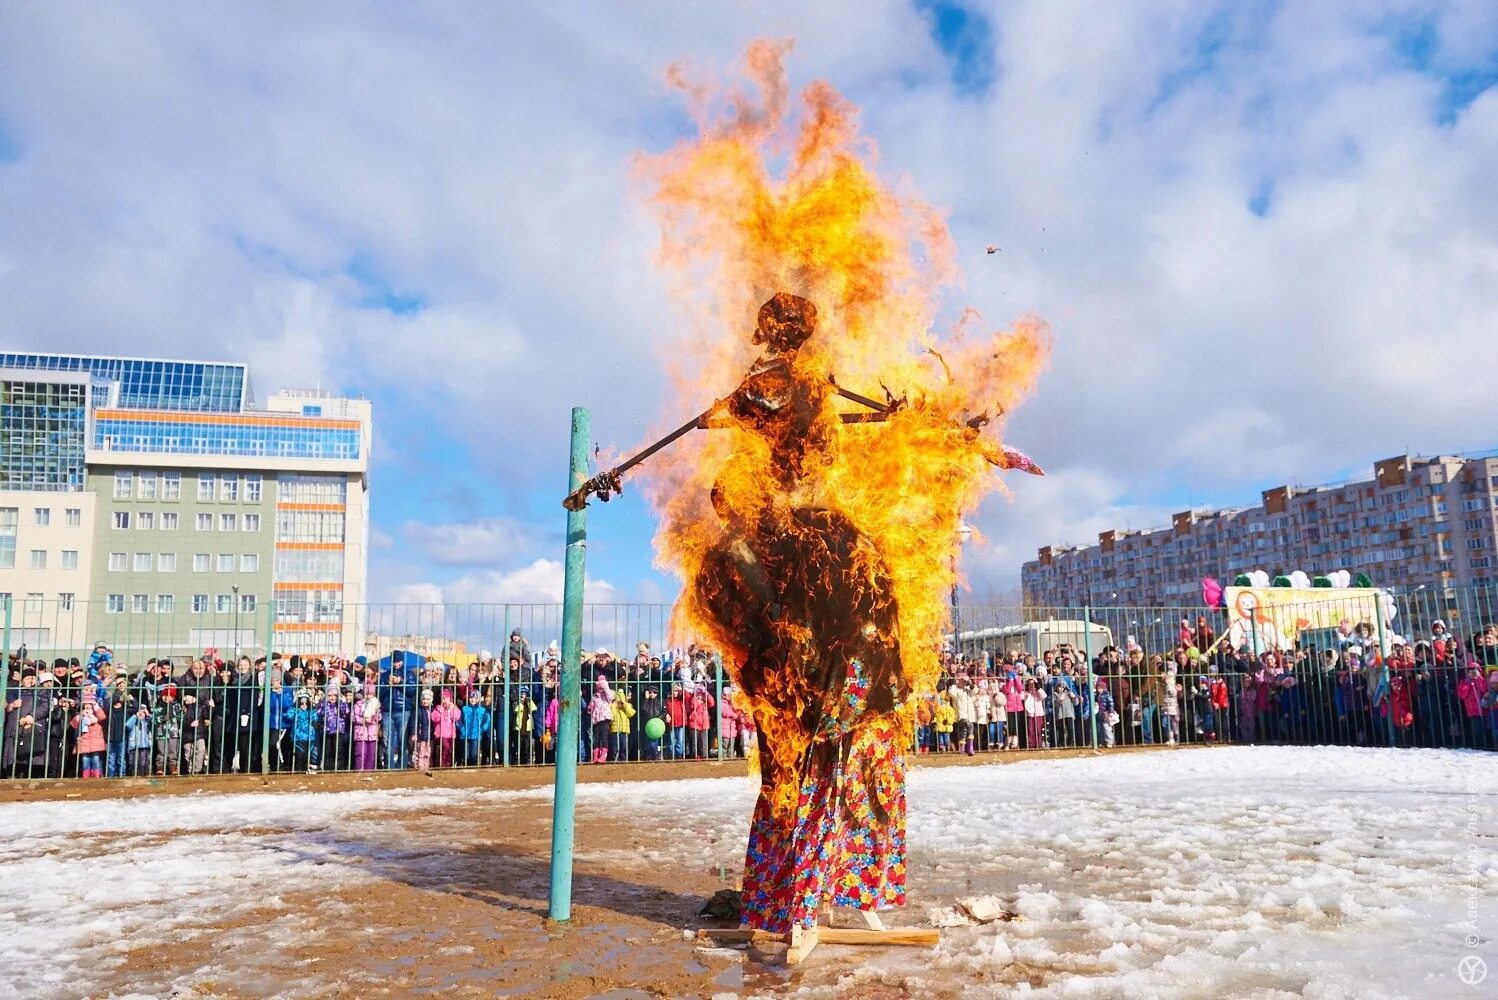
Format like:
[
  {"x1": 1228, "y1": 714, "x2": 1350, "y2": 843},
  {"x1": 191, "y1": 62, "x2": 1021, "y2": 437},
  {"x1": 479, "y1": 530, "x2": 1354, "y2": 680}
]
[{"x1": 697, "y1": 919, "x2": 940, "y2": 966}]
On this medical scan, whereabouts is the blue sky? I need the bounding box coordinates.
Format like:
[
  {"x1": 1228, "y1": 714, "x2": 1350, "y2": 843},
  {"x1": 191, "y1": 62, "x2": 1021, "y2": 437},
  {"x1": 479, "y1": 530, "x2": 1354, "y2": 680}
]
[{"x1": 1, "y1": 1, "x2": 1495, "y2": 609}]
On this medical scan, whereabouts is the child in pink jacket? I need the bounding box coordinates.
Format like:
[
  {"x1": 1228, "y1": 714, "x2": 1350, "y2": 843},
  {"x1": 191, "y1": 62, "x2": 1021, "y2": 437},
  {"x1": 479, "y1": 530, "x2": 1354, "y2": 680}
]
[
  {"x1": 1000, "y1": 669, "x2": 1025, "y2": 750},
  {"x1": 687, "y1": 684, "x2": 715, "y2": 759},
  {"x1": 589, "y1": 677, "x2": 615, "y2": 763},
  {"x1": 431, "y1": 690, "x2": 462, "y2": 769},
  {"x1": 352, "y1": 690, "x2": 382, "y2": 771},
  {"x1": 1457, "y1": 666, "x2": 1487, "y2": 747},
  {"x1": 72, "y1": 686, "x2": 108, "y2": 778}
]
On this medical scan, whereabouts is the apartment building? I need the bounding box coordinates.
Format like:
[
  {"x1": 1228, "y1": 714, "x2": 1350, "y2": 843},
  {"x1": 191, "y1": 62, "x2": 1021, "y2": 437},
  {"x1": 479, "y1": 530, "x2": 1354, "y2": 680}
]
[
  {"x1": 1022, "y1": 451, "x2": 1498, "y2": 608},
  {"x1": 0, "y1": 354, "x2": 371, "y2": 658}
]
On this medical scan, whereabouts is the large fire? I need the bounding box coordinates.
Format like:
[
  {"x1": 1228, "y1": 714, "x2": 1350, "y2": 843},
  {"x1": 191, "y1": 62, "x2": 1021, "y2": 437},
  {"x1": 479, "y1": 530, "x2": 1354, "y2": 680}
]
[{"x1": 633, "y1": 39, "x2": 1049, "y2": 820}]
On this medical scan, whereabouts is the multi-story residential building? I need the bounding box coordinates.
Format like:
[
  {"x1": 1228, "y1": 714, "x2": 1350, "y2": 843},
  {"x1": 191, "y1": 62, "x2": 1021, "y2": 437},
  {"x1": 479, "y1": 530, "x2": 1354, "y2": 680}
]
[
  {"x1": 0, "y1": 354, "x2": 371, "y2": 659},
  {"x1": 1022, "y1": 451, "x2": 1498, "y2": 608}
]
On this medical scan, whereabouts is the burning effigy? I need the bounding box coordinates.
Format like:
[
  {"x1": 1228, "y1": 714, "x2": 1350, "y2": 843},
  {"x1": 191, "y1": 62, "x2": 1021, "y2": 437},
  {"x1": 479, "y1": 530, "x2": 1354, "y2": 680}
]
[{"x1": 566, "y1": 40, "x2": 1048, "y2": 939}]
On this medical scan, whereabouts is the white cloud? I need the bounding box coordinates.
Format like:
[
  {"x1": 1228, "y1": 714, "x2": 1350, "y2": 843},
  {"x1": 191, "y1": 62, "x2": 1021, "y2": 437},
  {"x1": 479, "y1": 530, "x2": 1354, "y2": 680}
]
[
  {"x1": 401, "y1": 515, "x2": 554, "y2": 567},
  {"x1": 1, "y1": 2, "x2": 1493, "y2": 596}
]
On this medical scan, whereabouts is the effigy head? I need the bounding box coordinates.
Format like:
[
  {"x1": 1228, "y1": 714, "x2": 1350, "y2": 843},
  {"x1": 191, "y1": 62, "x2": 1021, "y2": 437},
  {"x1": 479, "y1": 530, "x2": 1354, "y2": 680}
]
[{"x1": 752, "y1": 292, "x2": 817, "y2": 352}]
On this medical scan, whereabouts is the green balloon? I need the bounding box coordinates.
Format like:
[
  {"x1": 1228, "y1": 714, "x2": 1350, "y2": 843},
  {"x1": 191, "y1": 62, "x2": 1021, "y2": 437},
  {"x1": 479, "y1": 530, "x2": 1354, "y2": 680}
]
[{"x1": 645, "y1": 717, "x2": 667, "y2": 741}]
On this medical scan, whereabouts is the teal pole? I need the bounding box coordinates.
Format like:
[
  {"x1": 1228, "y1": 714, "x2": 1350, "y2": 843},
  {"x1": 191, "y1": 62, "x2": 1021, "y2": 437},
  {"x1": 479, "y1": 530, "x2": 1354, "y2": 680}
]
[
  {"x1": 501, "y1": 605, "x2": 512, "y2": 768},
  {"x1": 549, "y1": 407, "x2": 590, "y2": 922}
]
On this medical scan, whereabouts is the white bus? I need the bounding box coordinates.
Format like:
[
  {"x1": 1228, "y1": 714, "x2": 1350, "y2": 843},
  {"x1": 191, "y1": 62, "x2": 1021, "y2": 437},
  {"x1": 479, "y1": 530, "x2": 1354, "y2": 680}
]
[{"x1": 954, "y1": 620, "x2": 1114, "y2": 661}]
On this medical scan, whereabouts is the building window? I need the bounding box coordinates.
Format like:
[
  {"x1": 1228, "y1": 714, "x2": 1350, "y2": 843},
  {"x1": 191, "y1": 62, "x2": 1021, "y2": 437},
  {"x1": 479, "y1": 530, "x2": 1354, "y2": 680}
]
[
  {"x1": 137, "y1": 473, "x2": 157, "y2": 500},
  {"x1": 191, "y1": 594, "x2": 209, "y2": 614},
  {"x1": 162, "y1": 471, "x2": 181, "y2": 501},
  {"x1": 161, "y1": 512, "x2": 179, "y2": 531},
  {"x1": 246, "y1": 475, "x2": 262, "y2": 503},
  {"x1": 65, "y1": 508, "x2": 82, "y2": 527},
  {"x1": 244, "y1": 513, "x2": 261, "y2": 532},
  {"x1": 240, "y1": 593, "x2": 257, "y2": 613},
  {"x1": 113, "y1": 511, "x2": 130, "y2": 529},
  {"x1": 106, "y1": 594, "x2": 125, "y2": 614},
  {"x1": 216, "y1": 594, "x2": 233, "y2": 613},
  {"x1": 61, "y1": 550, "x2": 78, "y2": 570},
  {"x1": 59, "y1": 592, "x2": 74, "y2": 611},
  {"x1": 131, "y1": 594, "x2": 149, "y2": 614},
  {"x1": 219, "y1": 512, "x2": 237, "y2": 531},
  {"x1": 22, "y1": 593, "x2": 42, "y2": 614},
  {"x1": 114, "y1": 472, "x2": 132, "y2": 499},
  {"x1": 0, "y1": 508, "x2": 14, "y2": 569},
  {"x1": 193, "y1": 553, "x2": 210, "y2": 572},
  {"x1": 217, "y1": 553, "x2": 234, "y2": 573},
  {"x1": 222, "y1": 476, "x2": 239, "y2": 502},
  {"x1": 108, "y1": 552, "x2": 127, "y2": 571},
  {"x1": 133, "y1": 552, "x2": 152, "y2": 572},
  {"x1": 29, "y1": 550, "x2": 46, "y2": 569},
  {"x1": 137, "y1": 511, "x2": 155, "y2": 531},
  {"x1": 157, "y1": 594, "x2": 175, "y2": 614},
  {"x1": 158, "y1": 553, "x2": 177, "y2": 573},
  {"x1": 33, "y1": 507, "x2": 50, "y2": 527},
  {"x1": 198, "y1": 473, "x2": 216, "y2": 501},
  {"x1": 196, "y1": 513, "x2": 212, "y2": 531},
  {"x1": 241, "y1": 553, "x2": 259, "y2": 573}
]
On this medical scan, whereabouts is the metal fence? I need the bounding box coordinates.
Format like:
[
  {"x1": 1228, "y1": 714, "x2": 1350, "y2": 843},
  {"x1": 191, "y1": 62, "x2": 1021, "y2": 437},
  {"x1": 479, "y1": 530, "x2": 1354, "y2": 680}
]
[{"x1": 3, "y1": 588, "x2": 1496, "y2": 781}]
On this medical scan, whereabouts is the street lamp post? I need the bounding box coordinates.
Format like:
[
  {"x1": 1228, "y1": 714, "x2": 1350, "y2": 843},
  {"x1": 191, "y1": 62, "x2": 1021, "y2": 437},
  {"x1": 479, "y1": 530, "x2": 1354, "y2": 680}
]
[
  {"x1": 952, "y1": 522, "x2": 973, "y2": 657},
  {"x1": 232, "y1": 584, "x2": 241, "y2": 660}
]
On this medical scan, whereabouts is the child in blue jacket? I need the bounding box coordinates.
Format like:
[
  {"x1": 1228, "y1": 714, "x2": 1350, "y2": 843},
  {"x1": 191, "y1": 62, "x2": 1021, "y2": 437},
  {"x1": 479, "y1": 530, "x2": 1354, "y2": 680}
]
[
  {"x1": 288, "y1": 692, "x2": 321, "y2": 772},
  {"x1": 459, "y1": 690, "x2": 491, "y2": 766}
]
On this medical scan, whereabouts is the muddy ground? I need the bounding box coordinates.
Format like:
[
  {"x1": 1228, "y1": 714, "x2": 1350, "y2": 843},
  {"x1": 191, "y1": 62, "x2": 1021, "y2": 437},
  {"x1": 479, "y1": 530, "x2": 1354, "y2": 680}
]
[{"x1": 1, "y1": 745, "x2": 1186, "y2": 999}]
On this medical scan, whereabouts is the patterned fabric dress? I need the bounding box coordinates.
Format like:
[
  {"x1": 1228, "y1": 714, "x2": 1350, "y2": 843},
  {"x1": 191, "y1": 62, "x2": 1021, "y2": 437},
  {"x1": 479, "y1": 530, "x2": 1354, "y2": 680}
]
[{"x1": 740, "y1": 659, "x2": 908, "y2": 933}]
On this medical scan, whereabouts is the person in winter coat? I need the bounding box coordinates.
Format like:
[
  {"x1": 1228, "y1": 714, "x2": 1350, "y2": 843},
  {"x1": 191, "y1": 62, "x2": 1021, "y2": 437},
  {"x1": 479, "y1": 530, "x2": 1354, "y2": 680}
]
[
  {"x1": 1022, "y1": 678, "x2": 1047, "y2": 750},
  {"x1": 352, "y1": 687, "x2": 382, "y2": 771},
  {"x1": 512, "y1": 690, "x2": 538, "y2": 766},
  {"x1": 1192, "y1": 676, "x2": 1217, "y2": 741},
  {"x1": 460, "y1": 690, "x2": 492, "y2": 767},
  {"x1": 287, "y1": 692, "x2": 321, "y2": 773},
  {"x1": 152, "y1": 684, "x2": 186, "y2": 776},
  {"x1": 717, "y1": 686, "x2": 744, "y2": 759},
  {"x1": 1456, "y1": 666, "x2": 1486, "y2": 748},
  {"x1": 410, "y1": 688, "x2": 436, "y2": 772},
  {"x1": 934, "y1": 691, "x2": 957, "y2": 751},
  {"x1": 71, "y1": 685, "x2": 108, "y2": 778},
  {"x1": 1000, "y1": 668, "x2": 1025, "y2": 750},
  {"x1": 1155, "y1": 659, "x2": 1182, "y2": 745},
  {"x1": 610, "y1": 686, "x2": 636, "y2": 762},
  {"x1": 319, "y1": 684, "x2": 352, "y2": 771},
  {"x1": 1480, "y1": 671, "x2": 1498, "y2": 749},
  {"x1": 639, "y1": 687, "x2": 667, "y2": 761},
  {"x1": 1049, "y1": 671, "x2": 1077, "y2": 748},
  {"x1": 666, "y1": 684, "x2": 689, "y2": 760},
  {"x1": 972, "y1": 679, "x2": 992, "y2": 752},
  {"x1": 588, "y1": 677, "x2": 615, "y2": 763},
  {"x1": 125, "y1": 705, "x2": 153, "y2": 775},
  {"x1": 1277, "y1": 674, "x2": 1308, "y2": 742},
  {"x1": 686, "y1": 683, "x2": 715, "y2": 759},
  {"x1": 430, "y1": 689, "x2": 462, "y2": 768},
  {"x1": 1237, "y1": 674, "x2": 1259, "y2": 745},
  {"x1": 104, "y1": 677, "x2": 136, "y2": 778},
  {"x1": 914, "y1": 694, "x2": 934, "y2": 753},
  {"x1": 1094, "y1": 678, "x2": 1117, "y2": 748},
  {"x1": 947, "y1": 678, "x2": 976, "y2": 756}
]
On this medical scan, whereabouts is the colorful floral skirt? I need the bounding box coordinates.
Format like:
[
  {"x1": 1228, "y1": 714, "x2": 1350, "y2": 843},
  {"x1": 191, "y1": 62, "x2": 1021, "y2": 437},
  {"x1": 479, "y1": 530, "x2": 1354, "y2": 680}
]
[{"x1": 739, "y1": 713, "x2": 907, "y2": 933}]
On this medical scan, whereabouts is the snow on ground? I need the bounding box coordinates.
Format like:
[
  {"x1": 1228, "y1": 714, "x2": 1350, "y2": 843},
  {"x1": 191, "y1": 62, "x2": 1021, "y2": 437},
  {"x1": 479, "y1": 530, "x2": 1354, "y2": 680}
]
[
  {"x1": 0, "y1": 746, "x2": 1493, "y2": 999},
  {"x1": 572, "y1": 746, "x2": 1498, "y2": 998}
]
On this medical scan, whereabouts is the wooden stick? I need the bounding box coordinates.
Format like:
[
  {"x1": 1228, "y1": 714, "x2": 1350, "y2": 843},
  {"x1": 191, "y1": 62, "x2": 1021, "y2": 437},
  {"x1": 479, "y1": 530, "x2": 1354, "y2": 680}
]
[{"x1": 696, "y1": 925, "x2": 939, "y2": 948}]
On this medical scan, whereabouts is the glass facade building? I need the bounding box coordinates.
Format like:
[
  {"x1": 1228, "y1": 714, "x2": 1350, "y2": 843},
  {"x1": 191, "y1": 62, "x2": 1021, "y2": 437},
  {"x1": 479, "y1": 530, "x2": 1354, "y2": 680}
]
[
  {"x1": 0, "y1": 353, "x2": 248, "y2": 412},
  {"x1": 92, "y1": 412, "x2": 362, "y2": 460},
  {"x1": 0, "y1": 375, "x2": 89, "y2": 491}
]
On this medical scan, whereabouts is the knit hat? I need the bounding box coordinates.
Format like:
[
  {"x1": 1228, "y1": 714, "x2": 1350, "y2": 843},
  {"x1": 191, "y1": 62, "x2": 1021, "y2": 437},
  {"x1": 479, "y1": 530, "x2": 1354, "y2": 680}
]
[{"x1": 162, "y1": 683, "x2": 178, "y2": 699}]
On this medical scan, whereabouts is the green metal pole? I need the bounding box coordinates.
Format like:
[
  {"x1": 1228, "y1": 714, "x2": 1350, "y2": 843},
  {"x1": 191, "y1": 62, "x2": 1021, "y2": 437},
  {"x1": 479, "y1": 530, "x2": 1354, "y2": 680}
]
[
  {"x1": 502, "y1": 605, "x2": 512, "y2": 768},
  {"x1": 1083, "y1": 604, "x2": 1097, "y2": 750},
  {"x1": 549, "y1": 407, "x2": 589, "y2": 922},
  {"x1": 1374, "y1": 590, "x2": 1394, "y2": 747}
]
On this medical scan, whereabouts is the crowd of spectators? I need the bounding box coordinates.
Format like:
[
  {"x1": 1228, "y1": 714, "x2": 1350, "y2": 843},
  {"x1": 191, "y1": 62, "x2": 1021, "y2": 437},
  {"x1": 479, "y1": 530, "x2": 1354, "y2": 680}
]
[
  {"x1": 927, "y1": 617, "x2": 1498, "y2": 753},
  {"x1": 5, "y1": 620, "x2": 1497, "y2": 781}
]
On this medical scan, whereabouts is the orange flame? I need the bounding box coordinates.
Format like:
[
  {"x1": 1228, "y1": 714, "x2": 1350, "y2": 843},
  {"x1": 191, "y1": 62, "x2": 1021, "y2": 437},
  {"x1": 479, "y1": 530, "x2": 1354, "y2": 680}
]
[{"x1": 637, "y1": 40, "x2": 1049, "y2": 813}]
